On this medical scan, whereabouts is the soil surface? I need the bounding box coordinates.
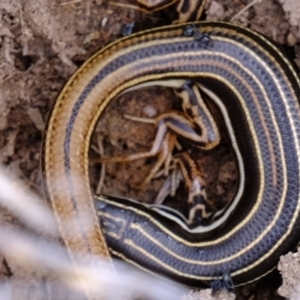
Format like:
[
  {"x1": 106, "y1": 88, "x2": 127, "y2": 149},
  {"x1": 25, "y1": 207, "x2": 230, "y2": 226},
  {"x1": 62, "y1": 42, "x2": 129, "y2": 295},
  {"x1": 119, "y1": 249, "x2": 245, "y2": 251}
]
[{"x1": 1, "y1": 0, "x2": 300, "y2": 299}]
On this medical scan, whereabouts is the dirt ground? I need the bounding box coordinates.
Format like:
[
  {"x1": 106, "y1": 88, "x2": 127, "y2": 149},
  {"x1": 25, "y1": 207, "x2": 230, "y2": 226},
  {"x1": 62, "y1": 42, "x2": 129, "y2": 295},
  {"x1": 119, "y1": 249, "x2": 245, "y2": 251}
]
[{"x1": 1, "y1": 0, "x2": 300, "y2": 299}]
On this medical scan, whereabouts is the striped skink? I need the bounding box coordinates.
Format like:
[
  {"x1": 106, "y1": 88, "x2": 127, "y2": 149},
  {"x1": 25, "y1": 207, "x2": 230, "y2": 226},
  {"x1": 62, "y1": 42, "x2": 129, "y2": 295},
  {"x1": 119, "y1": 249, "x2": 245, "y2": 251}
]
[{"x1": 42, "y1": 2, "x2": 300, "y2": 289}]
